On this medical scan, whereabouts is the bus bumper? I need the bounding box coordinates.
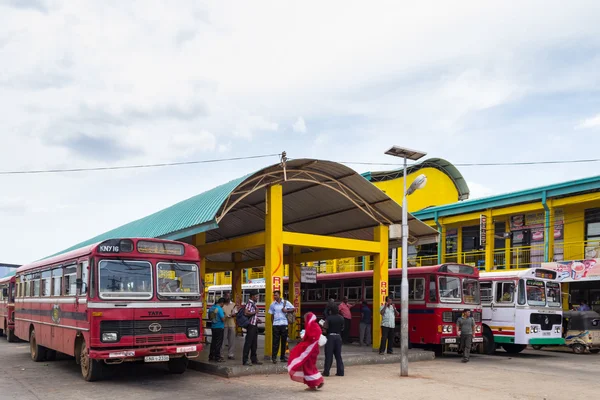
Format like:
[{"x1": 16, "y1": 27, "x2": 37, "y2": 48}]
[
  {"x1": 89, "y1": 344, "x2": 203, "y2": 363},
  {"x1": 441, "y1": 336, "x2": 483, "y2": 345},
  {"x1": 529, "y1": 338, "x2": 565, "y2": 346}
]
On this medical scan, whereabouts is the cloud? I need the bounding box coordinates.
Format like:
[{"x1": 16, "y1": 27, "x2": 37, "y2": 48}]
[
  {"x1": 1, "y1": 0, "x2": 48, "y2": 13},
  {"x1": 56, "y1": 133, "x2": 141, "y2": 161},
  {"x1": 293, "y1": 117, "x2": 307, "y2": 133},
  {"x1": 234, "y1": 115, "x2": 278, "y2": 139},
  {"x1": 466, "y1": 181, "x2": 496, "y2": 200},
  {"x1": 576, "y1": 113, "x2": 600, "y2": 129}
]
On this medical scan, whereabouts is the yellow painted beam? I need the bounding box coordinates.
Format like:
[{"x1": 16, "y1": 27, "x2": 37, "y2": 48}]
[
  {"x1": 197, "y1": 232, "x2": 265, "y2": 256},
  {"x1": 440, "y1": 212, "x2": 482, "y2": 225},
  {"x1": 372, "y1": 225, "x2": 389, "y2": 351},
  {"x1": 484, "y1": 209, "x2": 494, "y2": 272},
  {"x1": 294, "y1": 249, "x2": 366, "y2": 264},
  {"x1": 264, "y1": 184, "x2": 283, "y2": 358},
  {"x1": 288, "y1": 246, "x2": 302, "y2": 339},
  {"x1": 552, "y1": 192, "x2": 600, "y2": 207},
  {"x1": 491, "y1": 202, "x2": 543, "y2": 217},
  {"x1": 282, "y1": 231, "x2": 380, "y2": 254}
]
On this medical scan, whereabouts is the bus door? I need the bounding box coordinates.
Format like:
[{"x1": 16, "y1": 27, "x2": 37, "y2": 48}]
[{"x1": 492, "y1": 281, "x2": 516, "y2": 328}]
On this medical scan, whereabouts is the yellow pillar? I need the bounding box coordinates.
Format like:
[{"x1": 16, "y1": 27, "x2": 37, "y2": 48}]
[
  {"x1": 193, "y1": 233, "x2": 207, "y2": 320},
  {"x1": 232, "y1": 253, "x2": 243, "y2": 307},
  {"x1": 548, "y1": 202, "x2": 555, "y2": 262},
  {"x1": 264, "y1": 184, "x2": 283, "y2": 359},
  {"x1": 332, "y1": 259, "x2": 338, "y2": 273},
  {"x1": 484, "y1": 210, "x2": 494, "y2": 271},
  {"x1": 457, "y1": 227, "x2": 463, "y2": 263},
  {"x1": 372, "y1": 224, "x2": 389, "y2": 351},
  {"x1": 440, "y1": 223, "x2": 446, "y2": 264},
  {"x1": 505, "y1": 221, "x2": 511, "y2": 269},
  {"x1": 288, "y1": 246, "x2": 302, "y2": 339}
]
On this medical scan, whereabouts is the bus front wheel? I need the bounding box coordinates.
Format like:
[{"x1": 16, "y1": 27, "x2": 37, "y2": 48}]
[
  {"x1": 502, "y1": 344, "x2": 526, "y2": 354},
  {"x1": 482, "y1": 328, "x2": 495, "y2": 355},
  {"x1": 168, "y1": 357, "x2": 189, "y2": 374},
  {"x1": 79, "y1": 339, "x2": 104, "y2": 381},
  {"x1": 29, "y1": 329, "x2": 47, "y2": 362}
]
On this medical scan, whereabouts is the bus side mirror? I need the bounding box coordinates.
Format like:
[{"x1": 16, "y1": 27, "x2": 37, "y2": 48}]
[{"x1": 1, "y1": 288, "x2": 7, "y2": 298}]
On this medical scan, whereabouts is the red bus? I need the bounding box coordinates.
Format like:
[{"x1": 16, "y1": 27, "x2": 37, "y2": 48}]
[
  {"x1": 0, "y1": 271, "x2": 17, "y2": 342},
  {"x1": 14, "y1": 238, "x2": 203, "y2": 381},
  {"x1": 300, "y1": 264, "x2": 483, "y2": 353}
]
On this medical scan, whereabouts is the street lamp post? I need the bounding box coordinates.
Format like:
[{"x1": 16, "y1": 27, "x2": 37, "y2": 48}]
[{"x1": 385, "y1": 146, "x2": 427, "y2": 377}]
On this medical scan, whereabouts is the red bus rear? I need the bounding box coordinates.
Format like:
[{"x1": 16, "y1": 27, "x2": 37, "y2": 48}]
[
  {"x1": 14, "y1": 238, "x2": 203, "y2": 381},
  {"x1": 0, "y1": 272, "x2": 17, "y2": 342},
  {"x1": 299, "y1": 264, "x2": 483, "y2": 353}
]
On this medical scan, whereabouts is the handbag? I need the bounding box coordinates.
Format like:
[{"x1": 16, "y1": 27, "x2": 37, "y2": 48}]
[{"x1": 284, "y1": 300, "x2": 295, "y2": 324}]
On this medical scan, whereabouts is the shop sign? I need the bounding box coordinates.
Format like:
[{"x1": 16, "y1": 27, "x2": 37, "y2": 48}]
[
  {"x1": 542, "y1": 259, "x2": 600, "y2": 282},
  {"x1": 300, "y1": 267, "x2": 317, "y2": 283},
  {"x1": 273, "y1": 276, "x2": 281, "y2": 292},
  {"x1": 480, "y1": 215, "x2": 487, "y2": 247}
]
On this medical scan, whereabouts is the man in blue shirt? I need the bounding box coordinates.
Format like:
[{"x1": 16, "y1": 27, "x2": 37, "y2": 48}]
[
  {"x1": 359, "y1": 301, "x2": 372, "y2": 346},
  {"x1": 268, "y1": 290, "x2": 295, "y2": 364},
  {"x1": 208, "y1": 298, "x2": 226, "y2": 362}
]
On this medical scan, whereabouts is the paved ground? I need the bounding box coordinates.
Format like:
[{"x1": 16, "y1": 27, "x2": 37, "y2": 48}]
[{"x1": 1, "y1": 339, "x2": 598, "y2": 400}]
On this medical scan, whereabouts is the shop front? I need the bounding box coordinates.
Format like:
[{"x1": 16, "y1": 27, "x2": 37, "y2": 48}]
[{"x1": 543, "y1": 258, "x2": 600, "y2": 311}]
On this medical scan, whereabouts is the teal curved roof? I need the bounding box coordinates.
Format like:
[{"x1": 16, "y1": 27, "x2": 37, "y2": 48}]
[{"x1": 361, "y1": 158, "x2": 470, "y2": 200}]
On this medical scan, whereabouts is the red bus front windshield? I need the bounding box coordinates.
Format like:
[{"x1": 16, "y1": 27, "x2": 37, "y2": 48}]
[
  {"x1": 98, "y1": 260, "x2": 200, "y2": 301},
  {"x1": 438, "y1": 276, "x2": 480, "y2": 305}
]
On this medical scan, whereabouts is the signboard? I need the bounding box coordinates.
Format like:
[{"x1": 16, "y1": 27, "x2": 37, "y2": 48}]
[
  {"x1": 542, "y1": 259, "x2": 600, "y2": 282},
  {"x1": 480, "y1": 214, "x2": 487, "y2": 247},
  {"x1": 272, "y1": 276, "x2": 281, "y2": 292},
  {"x1": 301, "y1": 267, "x2": 317, "y2": 283},
  {"x1": 380, "y1": 281, "x2": 388, "y2": 305}
]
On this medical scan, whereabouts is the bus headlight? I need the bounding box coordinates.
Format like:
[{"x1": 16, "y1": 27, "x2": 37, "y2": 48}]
[
  {"x1": 187, "y1": 328, "x2": 199, "y2": 338},
  {"x1": 475, "y1": 325, "x2": 481, "y2": 333},
  {"x1": 532, "y1": 326, "x2": 539, "y2": 333},
  {"x1": 555, "y1": 326, "x2": 561, "y2": 333},
  {"x1": 442, "y1": 325, "x2": 453, "y2": 333},
  {"x1": 101, "y1": 332, "x2": 118, "y2": 342}
]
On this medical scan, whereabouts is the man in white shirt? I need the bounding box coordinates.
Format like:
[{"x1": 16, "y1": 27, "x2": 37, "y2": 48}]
[{"x1": 268, "y1": 290, "x2": 295, "y2": 363}]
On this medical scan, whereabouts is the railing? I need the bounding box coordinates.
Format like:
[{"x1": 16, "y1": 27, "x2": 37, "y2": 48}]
[{"x1": 462, "y1": 250, "x2": 486, "y2": 269}]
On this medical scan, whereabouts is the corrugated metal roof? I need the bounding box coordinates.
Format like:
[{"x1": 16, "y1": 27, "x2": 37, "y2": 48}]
[
  {"x1": 362, "y1": 158, "x2": 470, "y2": 200},
  {"x1": 46, "y1": 159, "x2": 438, "y2": 261}
]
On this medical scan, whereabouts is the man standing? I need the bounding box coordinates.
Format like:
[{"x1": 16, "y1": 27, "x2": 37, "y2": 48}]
[
  {"x1": 379, "y1": 296, "x2": 399, "y2": 355},
  {"x1": 268, "y1": 290, "x2": 295, "y2": 364},
  {"x1": 323, "y1": 305, "x2": 345, "y2": 377},
  {"x1": 359, "y1": 300, "x2": 371, "y2": 346},
  {"x1": 242, "y1": 290, "x2": 263, "y2": 366},
  {"x1": 338, "y1": 296, "x2": 355, "y2": 344},
  {"x1": 457, "y1": 309, "x2": 475, "y2": 363},
  {"x1": 221, "y1": 291, "x2": 237, "y2": 360},
  {"x1": 208, "y1": 298, "x2": 226, "y2": 362}
]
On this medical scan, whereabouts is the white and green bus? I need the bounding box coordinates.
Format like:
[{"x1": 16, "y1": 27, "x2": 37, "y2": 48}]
[{"x1": 479, "y1": 267, "x2": 564, "y2": 354}]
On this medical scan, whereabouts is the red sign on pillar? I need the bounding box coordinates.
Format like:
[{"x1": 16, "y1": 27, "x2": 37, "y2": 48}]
[
  {"x1": 293, "y1": 282, "x2": 301, "y2": 309},
  {"x1": 380, "y1": 281, "x2": 388, "y2": 305},
  {"x1": 273, "y1": 276, "x2": 281, "y2": 293}
]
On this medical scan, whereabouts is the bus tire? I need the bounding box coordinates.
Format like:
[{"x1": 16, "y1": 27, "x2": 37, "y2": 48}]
[
  {"x1": 532, "y1": 345, "x2": 543, "y2": 350},
  {"x1": 168, "y1": 357, "x2": 189, "y2": 374},
  {"x1": 29, "y1": 329, "x2": 47, "y2": 362},
  {"x1": 7, "y1": 329, "x2": 16, "y2": 343},
  {"x1": 482, "y1": 327, "x2": 495, "y2": 355},
  {"x1": 502, "y1": 344, "x2": 526, "y2": 354},
  {"x1": 79, "y1": 338, "x2": 104, "y2": 381},
  {"x1": 0, "y1": 327, "x2": 4, "y2": 336}
]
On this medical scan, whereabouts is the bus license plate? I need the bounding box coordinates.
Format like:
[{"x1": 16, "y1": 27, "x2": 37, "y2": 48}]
[
  {"x1": 542, "y1": 332, "x2": 551, "y2": 336},
  {"x1": 472, "y1": 337, "x2": 483, "y2": 343},
  {"x1": 444, "y1": 338, "x2": 456, "y2": 344},
  {"x1": 144, "y1": 355, "x2": 169, "y2": 363}
]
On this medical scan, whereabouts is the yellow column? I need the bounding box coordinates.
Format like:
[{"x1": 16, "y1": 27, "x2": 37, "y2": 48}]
[
  {"x1": 440, "y1": 223, "x2": 446, "y2": 264},
  {"x1": 232, "y1": 253, "x2": 243, "y2": 307},
  {"x1": 288, "y1": 246, "x2": 302, "y2": 339},
  {"x1": 457, "y1": 227, "x2": 463, "y2": 263},
  {"x1": 264, "y1": 184, "x2": 283, "y2": 359},
  {"x1": 484, "y1": 210, "x2": 494, "y2": 271},
  {"x1": 372, "y1": 224, "x2": 389, "y2": 351},
  {"x1": 548, "y1": 202, "x2": 555, "y2": 262},
  {"x1": 505, "y1": 221, "x2": 511, "y2": 269},
  {"x1": 193, "y1": 233, "x2": 207, "y2": 320},
  {"x1": 332, "y1": 259, "x2": 338, "y2": 273}
]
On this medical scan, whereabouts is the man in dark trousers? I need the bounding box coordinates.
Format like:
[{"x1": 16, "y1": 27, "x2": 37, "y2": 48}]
[
  {"x1": 456, "y1": 309, "x2": 475, "y2": 363},
  {"x1": 268, "y1": 290, "x2": 294, "y2": 364},
  {"x1": 323, "y1": 304, "x2": 345, "y2": 377},
  {"x1": 242, "y1": 290, "x2": 263, "y2": 366}
]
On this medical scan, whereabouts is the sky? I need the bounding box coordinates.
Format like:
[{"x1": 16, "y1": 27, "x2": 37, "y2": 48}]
[{"x1": 1, "y1": 0, "x2": 600, "y2": 264}]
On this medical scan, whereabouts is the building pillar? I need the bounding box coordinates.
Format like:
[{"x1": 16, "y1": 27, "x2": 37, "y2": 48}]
[
  {"x1": 457, "y1": 227, "x2": 463, "y2": 263},
  {"x1": 288, "y1": 246, "x2": 302, "y2": 339},
  {"x1": 264, "y1": 184, "x2": 283, "y2": 359},
  {"x1": 372, "y1": 224, "x2": 389, "y2": 351},
  {"x1": 193, "y1": 232, "x2": 207, "y2": 320},
  {"x1": 547, "y1": 201, "x2": 555, "y2": 262},
  {"x1": 484, "y1": 210, "x2": 494, "y2": 271},
  {"x1": 439, "y1": 222, "x2": 446, "y2": 264},
  {"x1": 232, "y1": 253, "x2": 243, "y2": 307},
  {"x1": 504, "y1": 221, "x2": 511, "y2": 269}
]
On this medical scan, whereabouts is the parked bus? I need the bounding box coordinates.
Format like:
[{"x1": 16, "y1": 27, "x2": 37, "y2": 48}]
[
  {"x1": 206, "y1": 283, "x2": 267, "y2": 331},
  {"x1": 14, "y1": 238, "x2": 203, "y2": 381},
  {"x1": 0, "y1": 271, "x2": 17, "y2": 342},
  {"x1": 479, "y1": 267, "x2": 564, "y2": 354},
  {"x1": 208, "y1": 264, "x2": 483, "y2": 353}
]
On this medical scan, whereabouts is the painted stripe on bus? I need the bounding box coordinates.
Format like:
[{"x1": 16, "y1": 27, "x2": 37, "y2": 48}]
[
  {"x1": 87, "y1": 302, "x2": 203, "y2": 309},
  {"x1": 15, "y1": 308, "x2": 87, "y2": 321},
  {"x1": 15, "y1": 317, "x2": 88, "y2": 331}
]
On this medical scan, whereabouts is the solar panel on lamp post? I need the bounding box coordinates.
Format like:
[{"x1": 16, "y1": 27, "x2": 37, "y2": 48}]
[{"x1": 384, "y1": 146, "x2": 427, "y2": 377}]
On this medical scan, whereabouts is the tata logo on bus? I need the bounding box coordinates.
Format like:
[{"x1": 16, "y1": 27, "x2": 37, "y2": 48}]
[
  {"x1": 148, "y1": 311, "x2": 163, "y2": 316},
  {"x1": 148, "y1": 323, "x2": 162, "y2": 333}
]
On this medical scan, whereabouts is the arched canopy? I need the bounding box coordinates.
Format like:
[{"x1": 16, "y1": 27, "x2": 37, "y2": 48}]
[{"x1": 46, "y1": 159, "x2": 438, "y2": 263}]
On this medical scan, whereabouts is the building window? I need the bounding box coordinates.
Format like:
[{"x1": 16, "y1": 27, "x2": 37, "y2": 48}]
[
  {"x1": 586, "y1": 208, "x2": 600, "y2": 259},
  {"x1": 462, "y1": 226, "x2": 480, "y2": 252}
]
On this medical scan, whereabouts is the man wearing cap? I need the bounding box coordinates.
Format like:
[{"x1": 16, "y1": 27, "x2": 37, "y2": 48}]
[
  {"x1": 456, "y1": 309, "x2": 475, "y2": 363},
  {"x1": 242, "y1": 290, "x2": 263, "y2": 366}
]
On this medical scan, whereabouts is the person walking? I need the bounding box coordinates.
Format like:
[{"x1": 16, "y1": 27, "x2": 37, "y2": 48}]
[
  {"x1": 457, "y1": 309, "x2": 475, "y2": 363},
  {"x1": 221, "y1": 291, "x2": 237, "y2": 360},
  {"x1": 268, "y1": 290, "x2": 295, "y2": 364},
  {"x1": 242, "y1": 290, "x2": 263, "y2": 366},
  {"x1": 379, "y1": 296, "x2": 398, "y2": 355},
  {"x1": 208, "y1": 298, "x2": 226, "y2": 362},
  {"x1": 323, "y1": 298, "x2": 335, "y2": 319},
  {"x1": 359, "y1": 300, "x2": 372, "y2": 346},
  {"x1": 287, "y1": 312, "x2": 325, "y2": 391},
  {"x1": 323, "y1": 305, "x2": 345, "y2": 377},
  {"x1": 338, "y1": 296, "x2": 355, "y2": 344}
]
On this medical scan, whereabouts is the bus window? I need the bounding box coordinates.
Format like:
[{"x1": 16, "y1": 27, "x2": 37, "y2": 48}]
[
  {"x1": 307, "y1": 289, "x2": 317, "y2": 301},
  {"x1": 438, "y1": 276, "x2": 461, "y2": 302},
  {"x1": 496, "y1": 282, "x2": 514, "y2": 303},
  {"x1": 525, "y1": 279, "x2": 546, "y2": 306},
  {"x1": 25, "y1": 276, "x2": 31, "y2": 297},
  {"x1": 207, "y1": 292, "x2": 215, "y2": 304},
  {"x1": 64, "y1": 265, "x2": 77, "y2": 296},
  {"x1": 52, "y1": 268, "x2": 63, "y2": 296},
  {"x1": 32, "y1": 275, "x2": 41, "y2": 297},
  {"x1": 517, "y1": 279, "x2": 526, "y2": 305},
  {"x1": 346, "y1": 287, "x2": 362, "y2": 302},
  {"x1": 391, "y1": 285, "x2": 401, "y2": 300},
  {"x1": 365, "y1": 286, "x2": 373, "y2": 300},
  {"x1": 480, "y1": 282, "x2": 493, "y2": 304},
  {"x1": 326, "y1": 288, "x2": 340, "y2": 301},
  {"x1": 409, "y1": 278, "x2": 425, "y2": 301},
  {"x1": 80, "y1": 261, "x2": 89, "y2": 296},
  {"x1": 546, "y1": 282, "x2": 561, "y2": 307},
  {"x1": 462, "y1": 278, "x2": 480, "y2": 304},
  {"x1": 42, "y1": 270, "x2": 51, "y2": 297},
  {"x1": 429, "y1": 275, "x2": 437, "y2": 302}
]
